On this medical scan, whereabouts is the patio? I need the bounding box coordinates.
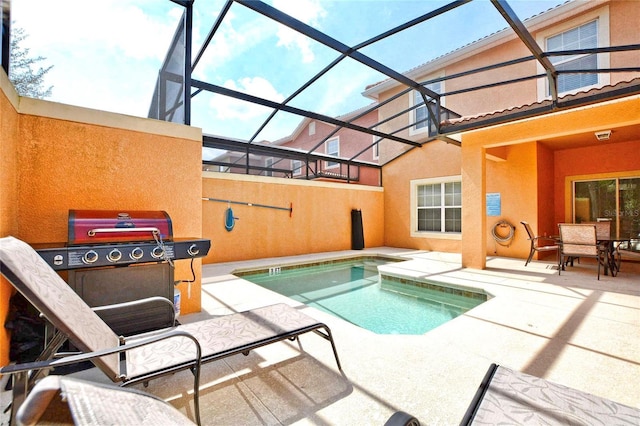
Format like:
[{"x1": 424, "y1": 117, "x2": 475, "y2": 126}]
[{"x1": 84, "y1": 248, "x2": 638, "y2": 425}]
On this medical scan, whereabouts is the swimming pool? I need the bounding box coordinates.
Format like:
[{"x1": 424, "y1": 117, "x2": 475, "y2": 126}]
[{"x1": 236, "y1": 257, "x2": 487, "y2": 335}]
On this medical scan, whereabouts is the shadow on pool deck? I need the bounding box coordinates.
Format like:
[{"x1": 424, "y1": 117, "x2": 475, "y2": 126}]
[
  {"x1": 164, "y1": 248, "x2": 639, "y2": 425},
  {"x1": 4, "y1": 249, "x2": 633, "y2": 425}
]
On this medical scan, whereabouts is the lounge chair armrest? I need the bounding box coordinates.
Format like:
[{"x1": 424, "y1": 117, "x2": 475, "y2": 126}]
[
  {"x1": 2, "y1": 330, "x2": 203, "y2": 426},
  {"x1": 92, "y1": 296, "x2": 174, "y2": 314},
  {"x1": 92, "y1": 296, "x2": 176, "y2": 336},
  {"x1": 534, "y1": 236, "x2": 557, "y2": 245},
  {"x1": 0, "y1": 329, "x2": 201, "y2": 377}
]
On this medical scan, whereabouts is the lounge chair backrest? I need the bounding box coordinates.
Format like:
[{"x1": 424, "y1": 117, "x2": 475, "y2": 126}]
[
  {"x1": 0, "y1": 237, "x2": 120, "y2": 380},
  {"x1": 559, "y1": 224, "x2": 598, "y2": 256}
]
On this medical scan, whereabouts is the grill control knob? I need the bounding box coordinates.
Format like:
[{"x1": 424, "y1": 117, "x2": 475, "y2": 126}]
[
  {"x1": 187, "y1": 244, "x2": 200, "y2": 256},
  {"x1": 130, "y1": 247, "x2": 144, "y2": 260},
  {"x1": 83, "y1": 250, "x2": 98, "y2": 264},
  {"x1": 151, "y1": 246, "x2": 164, "y2": 259},
  {"x1": 107, "y1": 249, "x2": 122, "y2": 262}
]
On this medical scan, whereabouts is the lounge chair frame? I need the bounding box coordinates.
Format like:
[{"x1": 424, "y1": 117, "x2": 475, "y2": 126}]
[
  {"x1": 0, "y1": 236, "x2": 342, "y2": 425},
  {"x1": 16, "y1": 375, "x2": 196, "y2": 425}
]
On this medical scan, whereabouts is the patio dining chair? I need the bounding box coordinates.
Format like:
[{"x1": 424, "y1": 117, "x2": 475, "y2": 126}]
[
  {"x1": 558, "y1": 223, "x2": 606, "y2": 279},
  {"x1": 0, "y1": 236, "x2": 342, "y2": 426},
  {"x1": 520, "y1": 221, "x2": 558, "y2": 266}
]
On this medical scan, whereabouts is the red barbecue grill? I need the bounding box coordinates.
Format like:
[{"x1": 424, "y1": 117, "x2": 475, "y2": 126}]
[{"x1": 34, "y1": 209, "x2": 211, "y2": 335}]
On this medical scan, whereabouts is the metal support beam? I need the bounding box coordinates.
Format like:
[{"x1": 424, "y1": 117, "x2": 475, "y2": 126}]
[
  {"x1": 491, "y1": 0, "x2": 559, "y2": 104},
  {"x1": 235, "y1": 0, "x2": 440, "y2": 101},
  {"x1": 183, "y1": 2, "x2": 193, "y2": 125},
  {"x1": 193, "y1": 79, "x2": 421, "y2": 147},
  {"x1": 436, "y1": 135, "x2": 462, "y2": 146},
  {"x1": 1, "y1": 0, "x2": 9, "y2": 74}
]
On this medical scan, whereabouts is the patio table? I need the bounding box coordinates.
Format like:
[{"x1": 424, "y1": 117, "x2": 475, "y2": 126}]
[{"x1": 598, "y1": 237, "x2": 630, "y2": 277}]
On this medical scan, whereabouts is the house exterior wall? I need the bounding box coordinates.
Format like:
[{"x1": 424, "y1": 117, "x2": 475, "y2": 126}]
[
  {"x1": 554, "y1": 140, "x2": 640, "y2": 225},
  {"x1": 201, "y1": 172, "x2": 384, "y2": 263},
  {"x1": 374, "y1": 0, "x2": 640, "y2": 267},
  {"x1": 280, "y1": 111, "x2": 379, "y2": 162},
  {"x1": 382, "y1": 140, "x2": 462, "y2": 252},
  {"x1": 277, "y1": 110, "x2": 380, "y2": 185},
  {"x1": 374, "y1": 0, "x2": 639, "y2": 162},
  {"x1": 460, "y1": 96, "x2": 640, "y2": 268}
]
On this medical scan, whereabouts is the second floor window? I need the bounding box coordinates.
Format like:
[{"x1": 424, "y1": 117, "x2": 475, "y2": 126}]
[
  {"x1": 265, "y1": 157, "x2": 273, "y2": 177},
  {"x1": 292, "y1": 159, "x2": 302, "y2": 176},
  {"x1": 547, "y1": 20, "x2": 598, "y2": 94},
  {"x1": 326, "y1": 138, "x2": 339, "y2": 169},
  {"x1": 416, "y1": 180, "x2": 461, "y2": 233},
  {"x1": 412, "y1": 81, "x2": 442, "y2": 135},
  {"x1": 372, "y1": 135, "x2": 379, "y2": 160}
]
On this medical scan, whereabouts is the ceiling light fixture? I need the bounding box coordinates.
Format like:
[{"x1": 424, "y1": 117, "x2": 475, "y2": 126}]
[{"x1": 595, "y1": 130, "x2": 612, "y2": 141}]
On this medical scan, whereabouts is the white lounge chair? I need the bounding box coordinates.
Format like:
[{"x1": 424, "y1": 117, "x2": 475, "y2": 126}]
[{"x1": 0, "y1": 236, "x2": 342, "y2": 425}]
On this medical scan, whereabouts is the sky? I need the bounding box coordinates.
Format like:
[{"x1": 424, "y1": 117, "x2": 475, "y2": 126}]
[{"x1": 10, "y1": 0, "x2": 567, "y2": 159}]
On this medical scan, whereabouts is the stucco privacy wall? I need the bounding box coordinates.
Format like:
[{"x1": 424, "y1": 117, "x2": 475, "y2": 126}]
[
  {"x1": 202, "y1": 172, "x2": 384, "y2": 263},
  {"x1": 16, "y1": 101, "x2": 204, "y2": 315},
  {"x1": 0, "y1": 70, "x2": 21, "y2": 366},
  {"x1": 0, "y1": 75, "x2": 204, "y2": 365}
]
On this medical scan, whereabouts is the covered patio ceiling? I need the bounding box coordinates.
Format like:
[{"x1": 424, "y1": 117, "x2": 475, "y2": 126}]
[{"x1": 153, "y1": 0, "x2": 640, "y2": 176}]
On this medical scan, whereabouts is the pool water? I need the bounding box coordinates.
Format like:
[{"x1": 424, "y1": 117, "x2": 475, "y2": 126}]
[{"x1": 238, "y1": 258, "x2": 487, "y2": 335}]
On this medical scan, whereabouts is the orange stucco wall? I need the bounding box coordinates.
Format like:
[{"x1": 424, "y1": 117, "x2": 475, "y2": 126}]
[
  {"x1": 554, "y1": 140, "x2": 640, "y2": 225},
  {"x1": 381, "y1": 94, "x2": 640, "y2": 269},
  {"x1": 382, "y1": 140, "x2": 463, "y2": 252},
  {"x1": 1, "y1": 71, "x2": 204, "y2": 366},
  {"x1": 0, "y1": 71, "x2": 21, "y2": 367},
  {"x1": 201, "y1": 173, "x2": 384, "y2": 263},
  {"x1": 14, "y1": 103, "x2": 204, "y2": 316},
  {"x1": 459, "y1": 96, "x2": 640, "y2": 267}
]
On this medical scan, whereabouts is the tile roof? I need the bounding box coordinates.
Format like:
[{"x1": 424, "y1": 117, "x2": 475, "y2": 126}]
[{"x1": 440, "y1": 78, "x2": 640, "y2": 131}]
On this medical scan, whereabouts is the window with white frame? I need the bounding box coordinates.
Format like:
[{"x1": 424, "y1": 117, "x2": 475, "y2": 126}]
[
  {"x1": 325, "y1": 138, "x2": 339, "y2": 169},
  {"x1": 292, "y1": 159, "x2": 302, "y2": 176},
  {"x1": 410, "y1": 80, "x2": 442, "y2": 135},
  {"x1": 547, "y1": 19, "x2": 598, "y2": 94},
  {"x1": 372, "y1": 134, "x2": 379, "y2": 160},
  {"x1": 309, "y1": 121, "x2": 316, "y2": 136},
  {"x1": 536, "y1": 6, "x2": 609, "y2": 101},
  {"x1": 265, "y1": 157, "x2": 273, "y2": 177},
  {"x1": 411, "y1": 177, "x2": 462, "y2": 235}
]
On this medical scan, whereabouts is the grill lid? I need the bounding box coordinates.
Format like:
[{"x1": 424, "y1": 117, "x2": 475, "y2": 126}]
[{"x1": 68, "y1": 210, "x2": 173, "y2": 244}]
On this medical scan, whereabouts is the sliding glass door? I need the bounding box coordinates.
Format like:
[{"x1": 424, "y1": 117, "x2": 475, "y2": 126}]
[{"x1": 573, "y1": 177, "x2": 640, "y2": 239}]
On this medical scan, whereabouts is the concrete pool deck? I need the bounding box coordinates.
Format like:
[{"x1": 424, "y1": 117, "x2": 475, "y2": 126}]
[
  {"x1": 2, "y1": 248, "x2": 637, "y2": 425},
  {"x1": 159, "y1": 247, "x2": 639, "y2": 425}
]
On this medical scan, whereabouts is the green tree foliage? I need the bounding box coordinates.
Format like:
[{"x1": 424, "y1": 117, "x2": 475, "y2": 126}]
[{"x1": 9, "y1": 26, "x2": 53, "y2": 98}]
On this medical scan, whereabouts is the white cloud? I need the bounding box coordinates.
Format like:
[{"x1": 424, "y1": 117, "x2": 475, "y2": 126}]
[
  {"x1": 211, "y1": 77, "x2": 285, "y2": 120},
  {"x1": 11, "y1": 0, "x2": 182, "y2": 115},
  {"x1": 191, "y1": 8, "x2": 279, "y2": 81},
  {"x1": 13, "y1": 0, "x2": 177, "y2": 60},
  {"x1": 272, "y1": 0, "x2": 327, "y2": 63}
]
